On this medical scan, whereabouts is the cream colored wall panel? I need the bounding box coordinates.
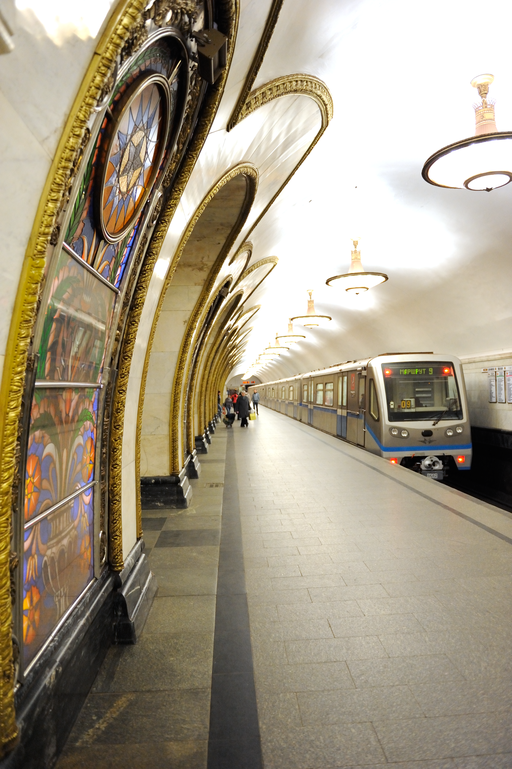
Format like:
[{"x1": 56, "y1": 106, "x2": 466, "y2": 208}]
[
  {"x1": 121, "y1": 458, "x2": 137, "y2": 560},
  {"x1": 462, "y1": 355, "x2": 512, "y2": 432},
  {"x1": 0, "y1": 88, "x2": 51, "y2": 358},
  {"x1": 145, "y1": 351, "x2": 179, "y2": 395},
  {"x1": 211, "y1": 0, "x2": 274, "y2": 133},
  {"x1": 152, "y1": 311, "x2": 190, "y2": 353},
  {"x1": 140, "y1": 435, "x2": 170, "y2": 477},
  {"x1": 161, "y1": 285, "x2": 199, "y2": 312},
  {"x1": 141, "y1": 393, "x2": 171, "y2": 437},
  {"x1": 2, "y1": 2, "x2": 115, "y2": 153}
]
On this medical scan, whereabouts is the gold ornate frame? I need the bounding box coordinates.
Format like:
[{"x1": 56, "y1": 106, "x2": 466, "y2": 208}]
[
  {"x1": 0, "y1": 0, "x2": 148, "y2": 752},
  {"x1": 109, "y1": 1, "x2": 240, "y2": 568},
  {"x1": 165, "y1": 165, "x2": 259, "y2": 473}
]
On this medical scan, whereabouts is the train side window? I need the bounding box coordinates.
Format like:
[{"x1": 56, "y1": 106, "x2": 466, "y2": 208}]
[
  {"x1": 316, "y1": 383, "x2": 324, "y2": 404},
  {"x1": 325, "y1": 382, "x2": 334, "y2": 406},
  {"x1": 281, "y1": 386, "x2": 285, "y2": 399},
  {"x1": 342, "y1": 374, "x2": 348, "y2": 407},
  {"x1": 272, "y1": 387, "x2": 275, "y2": 397},
  {"x1": 289, "y1": 385, "x2": 294, "y2": 400},
  {"x1": 303, "y1": 383, "x2": 308, "y2": 403},
  {"x1": 309, "y1": 380, "x2": 314, "y2": 402},
  {"x1": 369, "y1": 379, "x2": 379, "y2": 420}
]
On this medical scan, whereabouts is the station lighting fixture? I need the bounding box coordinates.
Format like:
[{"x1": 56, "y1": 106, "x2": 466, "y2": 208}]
[
  {"x1": 422, "y1": 74, "x2": 512, "y2": 191},
  {"x1": 263, "y1": 338, "x2": 288, "y2": 356},
  {"x1": 276, "y1": 319, "x2": 306, "y2": 345},
  {"x1": 326, "y1": 240, "x2": 388, "y2": 295},
  {"x1": 291, "y1": 290, "x2": 332, "y2": 328}
]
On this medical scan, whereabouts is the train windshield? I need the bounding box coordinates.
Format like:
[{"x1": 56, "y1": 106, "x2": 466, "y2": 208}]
[{"x1": 382, "y1": 362, "x2": 463, "y2": 423}]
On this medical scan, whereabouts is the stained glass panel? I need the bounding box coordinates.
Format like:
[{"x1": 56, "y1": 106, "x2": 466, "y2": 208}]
[
  {"x1": 101, "y1": 82, "x2": 162, "y2": 239},
  {"x1": 64, "y1": 42, "x2": 181, "y2": 287},
  {"x1": 37, "y1": 250, "x2": 116, "y2": 383},
  {"x1": 23, "y1": 486, "x2": 94, "y2": 666},
  {"x1": 25, "y1": 388, "x2": 98, "y2": 522}
]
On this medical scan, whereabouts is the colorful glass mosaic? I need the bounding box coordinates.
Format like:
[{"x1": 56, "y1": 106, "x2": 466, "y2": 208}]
[
  {"x1": 37, "y1": 250, "x2": 116, "y2": 383},
  {"x1": 23, "y1": 485, "x2": 94, "y2": 666},
  {"x1": 64, "y1": 42, "x2": 181, "y2": 287},
  {"x1": 25, "y1": 388, "x2": 98, "y2": 522},
  {"x1": 101, "y1": 82, "x2": 162, "y2": 239}
]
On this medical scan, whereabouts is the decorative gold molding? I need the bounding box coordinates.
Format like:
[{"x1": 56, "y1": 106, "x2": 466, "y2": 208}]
[
  {"x1": 190, "y1": 289, "x2": 248, "y2": 436},
  {"x1": 163, "y1": 165, "x2": 258, "y2": 469},
  {"x1": 228, "y1": 0, "x2": 285, "y2": 130},
  {"x1": 238, "y1": 74, "x2": 333, "y2": 243},
  {"x1": 234, "y1": 256, "x2": 278, "y2": 300},
  {"x1": 239, "y1": 73, "x2": 333, "y2": 126},
  {"x1": 0, "y1": 0, "x2": 146, "y2": 751},
  {"x1": 111, "y1": 0, "x2": 240, "y2": 559},
  {"x1": 196, "y1": 298, "x2": 240, "y2": 428}
]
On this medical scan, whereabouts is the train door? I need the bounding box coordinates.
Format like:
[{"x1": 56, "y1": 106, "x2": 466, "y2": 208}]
[
  {"x1": 346, "y1": 371, "x2": 365, "y2": 446},
  {"x1": 357, "y1": 374, "x2": 366, "y2": 446},
  {"x1": 337, "y1": 374, "x2": 348, "y2": 439}
]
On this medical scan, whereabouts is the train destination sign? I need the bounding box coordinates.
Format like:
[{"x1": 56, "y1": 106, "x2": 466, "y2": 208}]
[{"x1": 383, "y1": 364, "x2": 452, "y2": 378}]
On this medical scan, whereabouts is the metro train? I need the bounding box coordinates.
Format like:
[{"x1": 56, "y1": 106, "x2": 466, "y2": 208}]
[{"x1": 248, "y1": 353, "x2": 472, "y2": 479}]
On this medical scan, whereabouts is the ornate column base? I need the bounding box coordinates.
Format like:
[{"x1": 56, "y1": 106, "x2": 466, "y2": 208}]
[
  {"x1": 140, "y1": 469, "x2": 192, "y2": 508},
  {"x1": 113, "y1": 540, "x2": 158, "y2": 644},
  {"x1": 195, "y1": 433, "x2": 209, "y2": 454},
  {"x1": 185, "y1": 450, "x2": 201, "y2": 479}
]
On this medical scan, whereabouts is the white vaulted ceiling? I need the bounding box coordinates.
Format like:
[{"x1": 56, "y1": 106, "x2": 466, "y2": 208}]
[
  {"x1": 4, "y1": 0, "x2": 512, "y2": 388},
  {"x1": 218, "y1": 0, "x2": 512, "y2": 382}
]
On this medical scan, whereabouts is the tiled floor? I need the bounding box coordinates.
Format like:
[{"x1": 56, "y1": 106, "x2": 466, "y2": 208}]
[
  {"x1": 57, "y1": 430, "x2": 227, "y2": 769},
  {"x1": 58, "y1": 407, "x2": 512, "y2": 768}
]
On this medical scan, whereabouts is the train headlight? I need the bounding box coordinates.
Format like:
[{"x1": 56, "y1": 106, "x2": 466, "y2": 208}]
[
  {"x1": 455, "y1": 425, "x2": 464, "y2": 434},
  {"x1": 400, "y1": 429, "x2": 409, "y2": 438},
  {"x1": 390, "y1": 428, "x2": 399, "y2": 436},
  {"x1": 445, "y1": 428, "x2": 454, "y2": 437}
]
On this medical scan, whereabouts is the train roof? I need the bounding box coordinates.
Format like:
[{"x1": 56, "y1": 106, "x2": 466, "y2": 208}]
[{"x1": 249, "y1": 352, "x2": 463, "y2": 388}]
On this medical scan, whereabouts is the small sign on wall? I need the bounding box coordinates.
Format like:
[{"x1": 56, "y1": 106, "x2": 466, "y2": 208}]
[
  {"x1": 488, "y1": 367, "x2": 497, "y2": 403},
  {"x1": 497, "y1": 367, "x2": 506, "y2": 403},
  {"x1": 506, "y1": 367, "x2": 512, "y2": 403}
]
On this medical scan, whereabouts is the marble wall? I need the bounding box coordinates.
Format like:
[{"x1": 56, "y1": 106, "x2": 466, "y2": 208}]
[
  {"x1": 461, "y1": 352, "x2": 512, "y2": 432},
  {"x1": 0, "y1": 2, "x2": 115, "y2": 370}
]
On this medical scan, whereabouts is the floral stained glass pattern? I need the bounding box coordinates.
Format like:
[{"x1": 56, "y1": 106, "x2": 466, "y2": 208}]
[
  {"x1": 25, "y1": 388, "x2": 98, "y2": 522},
  {"x1": 37, "y1": 250, "x2": 116, "y2": 383},
  {"x1": 23, "y1": 486, "x2": 94, "y2": 666}
]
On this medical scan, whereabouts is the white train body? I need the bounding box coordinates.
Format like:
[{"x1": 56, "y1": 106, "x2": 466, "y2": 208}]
[{"x1": 248, "y1": 353, "x2": 472, "y2": 479}]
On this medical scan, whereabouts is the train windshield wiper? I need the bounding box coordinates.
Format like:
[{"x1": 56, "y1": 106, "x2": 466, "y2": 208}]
[
  {"x1": 432, "y1": 407, "x2": 460, "y2": 426},
  {"x1": 432, "y1": 410, "x2": 447, "y2": 426}
]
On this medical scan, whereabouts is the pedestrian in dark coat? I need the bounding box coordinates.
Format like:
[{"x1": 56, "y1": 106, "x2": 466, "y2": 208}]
[
  {"x1": 233, "y1": 392, "x2": 241, "y2": 420},
  {"x1": 237, "y1": 393, "x2": 251, "y2": 427}
]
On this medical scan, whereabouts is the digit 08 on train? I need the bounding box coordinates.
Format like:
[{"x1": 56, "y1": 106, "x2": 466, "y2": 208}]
[{"x1": 249, "y1": 353, "x2": 472, "y2": 480}]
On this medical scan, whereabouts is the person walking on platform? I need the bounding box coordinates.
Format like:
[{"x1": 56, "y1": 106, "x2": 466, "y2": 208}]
[
  {"x1": 237, "y1": 391, "x2": 251, "y2": 427},
  {"x1": 224, "y1": 394, "x2": 233, "y2": 413},
  {"x1": 252, "y1": 390, "x2": 260, "y2": 415},
  {"x1": 233, "y1": 391, "x2": 241, "y2": 420}
]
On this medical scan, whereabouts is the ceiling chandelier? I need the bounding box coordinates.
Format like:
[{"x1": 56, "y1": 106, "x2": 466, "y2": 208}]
[
  {"x1": 291, "y1": 290, "x2": 332, "y2": 328},
  {"x1": 422, "y1": 74, "x2": 512, "y2": 191},
  {"x1": 326, "y1": 240, "x2": 388, "y2": 294},
  {"x1": 276, "y1": 319, "x2": 306, "y2": 345},
  {"x1": 263, "y1": 337, "x2": 289, "y2": 356}
]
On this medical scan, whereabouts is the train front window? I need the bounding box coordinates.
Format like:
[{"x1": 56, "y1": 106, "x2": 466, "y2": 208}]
[{"x1": 382, "y1": 362, "x2": 463, "y2": 422}]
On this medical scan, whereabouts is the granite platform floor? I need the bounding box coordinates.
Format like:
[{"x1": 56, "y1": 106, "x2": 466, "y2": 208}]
[{"x1": 57, "y1": 407, "x2": 512, "y2": 768}]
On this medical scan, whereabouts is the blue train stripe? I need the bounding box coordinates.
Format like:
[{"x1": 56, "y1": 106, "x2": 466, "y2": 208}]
[{"x1": 365, "y1": 424, "x2": 472, "y2": 453}]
